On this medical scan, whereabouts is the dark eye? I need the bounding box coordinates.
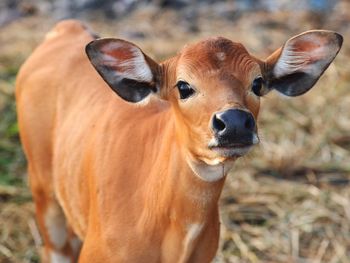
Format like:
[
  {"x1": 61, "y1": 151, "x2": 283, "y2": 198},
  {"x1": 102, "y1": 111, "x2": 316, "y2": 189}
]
[
  {"x1": 252, "y1": 76, "x2": 263, "y2": 96},
  {"x1": 176, "y1": 81, "x2": 195, "y2": 100}
]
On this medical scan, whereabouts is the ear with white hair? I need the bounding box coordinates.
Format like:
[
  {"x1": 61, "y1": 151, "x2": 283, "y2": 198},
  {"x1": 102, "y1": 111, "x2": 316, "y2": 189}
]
[
  {"x1": 86, "y1": 38, "x2": 161, "y2": 103},
  {"x1": 261, "y1": 30, "x2": 342, "y2": 96}
]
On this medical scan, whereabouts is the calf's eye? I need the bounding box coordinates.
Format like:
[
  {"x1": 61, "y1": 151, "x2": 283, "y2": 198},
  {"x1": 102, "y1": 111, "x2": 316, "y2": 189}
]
[
  {"x1": 252, "y1": 76, "x2": 264, "y2": 96},
  {"x1": 176, "y1": 81, "x2": 195, "y2": 100}
]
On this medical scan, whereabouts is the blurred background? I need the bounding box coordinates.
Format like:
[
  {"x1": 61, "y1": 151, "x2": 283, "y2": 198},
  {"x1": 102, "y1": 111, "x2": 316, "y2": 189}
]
[{"x1": 0, "y1": 0, "x2": 349, "y2": 262}]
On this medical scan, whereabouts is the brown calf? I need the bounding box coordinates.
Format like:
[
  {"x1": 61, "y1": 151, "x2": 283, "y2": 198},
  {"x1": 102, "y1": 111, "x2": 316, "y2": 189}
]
[{"x1": 16, "y1": 20, "x2": 342, "y2": 262}]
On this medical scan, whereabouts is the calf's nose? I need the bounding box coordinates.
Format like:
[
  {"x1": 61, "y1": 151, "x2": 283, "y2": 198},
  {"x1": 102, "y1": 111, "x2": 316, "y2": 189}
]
[{"x1": 211, "y1": 109, "x2": 256, "y2": 144}]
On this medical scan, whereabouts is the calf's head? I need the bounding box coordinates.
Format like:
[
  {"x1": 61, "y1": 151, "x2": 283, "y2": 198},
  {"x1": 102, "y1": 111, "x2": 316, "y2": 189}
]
[{"x1": 86, "y1": 31, "x2": 342, "y2": 179}]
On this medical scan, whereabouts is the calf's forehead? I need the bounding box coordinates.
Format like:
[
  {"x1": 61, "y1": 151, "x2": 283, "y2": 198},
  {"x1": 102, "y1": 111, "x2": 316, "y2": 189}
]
[{"x1": 176, "y1": 37, "x2": 260, "y2": 84}]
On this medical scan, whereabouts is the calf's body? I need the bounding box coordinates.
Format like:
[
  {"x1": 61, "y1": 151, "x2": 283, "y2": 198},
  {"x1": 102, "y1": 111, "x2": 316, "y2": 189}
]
[
  {"x1": 17, "y1": 21, "x2": 222, "y2": 262},
  {"x1": 16, "y1": 20, "x2": 342, "y2": 262}
]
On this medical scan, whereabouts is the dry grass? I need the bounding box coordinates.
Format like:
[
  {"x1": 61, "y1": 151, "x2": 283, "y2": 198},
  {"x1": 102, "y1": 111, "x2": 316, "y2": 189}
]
[{"x1": 0, "y1": 2, "x2": 349, "y2": 262}]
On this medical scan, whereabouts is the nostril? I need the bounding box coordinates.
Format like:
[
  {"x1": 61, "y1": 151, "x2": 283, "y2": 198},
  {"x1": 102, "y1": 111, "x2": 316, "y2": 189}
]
[
  {"x1": 212, "y1": 114, "x2": 226, "y2": 133},
  {"x1": 244, "y1": 114, "x2": 255, "y2": 130}
]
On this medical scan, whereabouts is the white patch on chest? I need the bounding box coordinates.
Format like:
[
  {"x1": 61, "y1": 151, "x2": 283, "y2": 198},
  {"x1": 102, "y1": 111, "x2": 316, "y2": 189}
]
[
  {"x1": 70, "y1": 236, "x2": 82, "y2": 258},
  {"x1": 179, "y1": 223, "x2": 204, "y2": 263},
  {"x1": 45, "y1": 204, "x2": 68, "y2": 250},
  {"x1": 50, "y1": 251, "x2": 71, "y2": 263}
]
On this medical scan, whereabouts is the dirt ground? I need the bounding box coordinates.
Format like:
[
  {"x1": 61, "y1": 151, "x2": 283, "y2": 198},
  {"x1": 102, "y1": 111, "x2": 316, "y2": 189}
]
[{"x1": 0, "y1": 1, "x2": 350, "y2": 262}]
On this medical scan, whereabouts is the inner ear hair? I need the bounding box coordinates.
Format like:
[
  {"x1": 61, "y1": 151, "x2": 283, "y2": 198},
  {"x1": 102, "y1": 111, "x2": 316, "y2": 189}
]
[
  {"x1": 86, "y1": 38, "x2": 161, "y2": 103},
  {"x1": 263, "y1": 30, "x2": 343, "y2": 97}
]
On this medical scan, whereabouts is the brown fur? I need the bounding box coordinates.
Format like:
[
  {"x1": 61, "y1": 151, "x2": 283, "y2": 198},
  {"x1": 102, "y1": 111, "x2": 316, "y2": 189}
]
[{"x1": 16, "y1": 20, "x2": 341, "y2": 262}]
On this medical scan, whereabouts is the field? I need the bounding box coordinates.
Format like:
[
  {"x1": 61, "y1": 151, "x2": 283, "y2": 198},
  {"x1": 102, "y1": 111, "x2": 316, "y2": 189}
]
[{"x1": 0, "y1": 1, "x2": 350, "y2": 262}]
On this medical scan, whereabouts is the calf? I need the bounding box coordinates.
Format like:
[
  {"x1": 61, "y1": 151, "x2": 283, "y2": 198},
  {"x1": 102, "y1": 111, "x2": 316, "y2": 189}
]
[{"x1": 16, "y1": 20, "x2": 342, "y2": 262}]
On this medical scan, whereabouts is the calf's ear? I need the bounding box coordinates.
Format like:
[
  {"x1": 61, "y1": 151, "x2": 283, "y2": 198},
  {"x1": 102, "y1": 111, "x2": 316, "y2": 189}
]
[
  {"x1": 262, "y1": 30, "x2": 343, "y2": 96},
  {"x1": 86, "y1": 38, "x2": 161, "y2": 103}
]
